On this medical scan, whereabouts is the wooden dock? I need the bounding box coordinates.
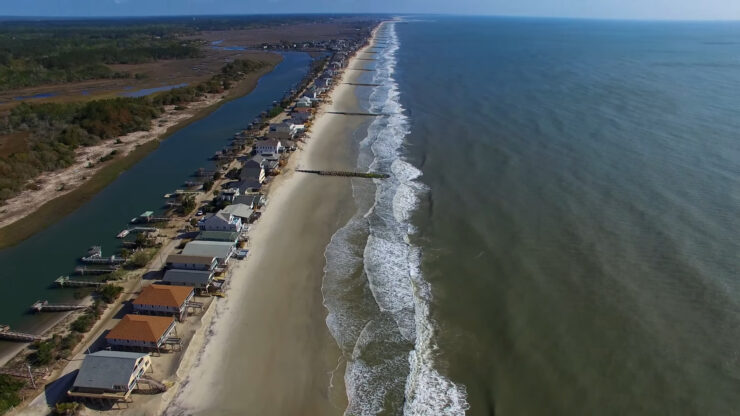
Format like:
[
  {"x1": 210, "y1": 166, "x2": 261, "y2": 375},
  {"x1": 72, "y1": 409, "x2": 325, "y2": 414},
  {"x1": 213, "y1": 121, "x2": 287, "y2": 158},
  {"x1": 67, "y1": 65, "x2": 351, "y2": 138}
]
[
  {"x1": 296, "y1": 169, "x2": 389, "y2": 179},
  {"x1": 30, "y1": 300, "x2": 87, "y2": 313},
  {"x1": 0, "y1": 325, "x2": 43, "y2": 342},
  {"x1": 55, "y1": 276, "x2": 106, "y2": 288},
  {"x1": 74, "y1": 266, "x2": 119, "y2": 276}
]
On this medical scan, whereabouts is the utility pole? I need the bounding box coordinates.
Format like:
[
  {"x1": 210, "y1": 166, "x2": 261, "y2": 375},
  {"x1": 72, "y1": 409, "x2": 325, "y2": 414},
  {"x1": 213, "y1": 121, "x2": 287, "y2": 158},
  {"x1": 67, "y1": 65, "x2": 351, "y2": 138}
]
[{"x1": 26, "y1": 364, "x2": 35, "y2": 389}]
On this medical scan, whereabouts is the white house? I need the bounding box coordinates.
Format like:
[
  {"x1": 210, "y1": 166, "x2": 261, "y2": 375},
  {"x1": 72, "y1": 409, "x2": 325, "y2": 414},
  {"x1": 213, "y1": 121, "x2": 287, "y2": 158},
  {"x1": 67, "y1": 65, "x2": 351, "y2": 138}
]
[
  {"x1": 255, "y1": 139, "x2": 283, "y2": 155},
  {"x1": 199, "y1": 211, "x2": 243, "y2": 232}
]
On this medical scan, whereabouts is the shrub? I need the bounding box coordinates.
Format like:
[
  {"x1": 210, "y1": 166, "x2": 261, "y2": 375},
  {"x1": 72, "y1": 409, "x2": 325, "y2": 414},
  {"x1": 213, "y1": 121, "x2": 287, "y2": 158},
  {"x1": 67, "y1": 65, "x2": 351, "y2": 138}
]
[
  {"x1": 97, "y1": 284, "x2": 123, "y2": 304},
  {"x1": 0, "y1": 375, "x2": 24, "y2": 413}
]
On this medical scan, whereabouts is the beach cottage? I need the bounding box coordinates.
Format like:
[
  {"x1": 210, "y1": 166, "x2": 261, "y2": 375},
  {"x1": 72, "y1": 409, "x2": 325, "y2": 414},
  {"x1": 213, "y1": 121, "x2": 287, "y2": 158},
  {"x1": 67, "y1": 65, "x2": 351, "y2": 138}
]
[
  {"x1": 240, "y1": 159, "x2": 265, "y2": 184},
  {"x1": 255, "y1": 138, "x2": 284, "y2": 154},
  {"x1": 198, "y1": 211, "x2": 243, "y2": 233},
  {"x1": 67, "y1": 351, "x2": 151, "y2": 401},
  {"x1": 165, "y1": 254, "x2": 217, "y2": 271},
  {"x1": 181, "y1": 240, "x2": 235, "y2": 265},
  {"x1": 106, "y1": 315, "x2": 177, "y2": 351},
  {"x1": 162, "y1": 269, "x2": 215, "y2": 290},
  {"x1": 133, "y1": 284, "x2": 194, "y2": 321}
]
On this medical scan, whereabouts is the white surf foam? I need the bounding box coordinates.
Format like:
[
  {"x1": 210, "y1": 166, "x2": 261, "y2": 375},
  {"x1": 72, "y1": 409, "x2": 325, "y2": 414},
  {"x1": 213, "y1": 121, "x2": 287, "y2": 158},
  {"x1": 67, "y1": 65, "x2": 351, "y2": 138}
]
[{"x1": 323, "y1": 21, "x2": 469, "y2": 415}]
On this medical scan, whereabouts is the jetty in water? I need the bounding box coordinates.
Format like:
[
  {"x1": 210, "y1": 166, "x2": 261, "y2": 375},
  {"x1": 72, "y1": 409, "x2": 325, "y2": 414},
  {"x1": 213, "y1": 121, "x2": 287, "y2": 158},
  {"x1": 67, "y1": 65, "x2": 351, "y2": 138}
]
[
  {"x1": 30, "y1": 300, "x2": 87, "y2": 313},
  {"x1": 0, "y1": 325, "x2": 43, "y2": 342},
  {"x1": 327, "y1": 111, "x2": 388, "y2": 117},
  {"x1": 296, "y1": 169, "x2": 389, "y2": 179}
]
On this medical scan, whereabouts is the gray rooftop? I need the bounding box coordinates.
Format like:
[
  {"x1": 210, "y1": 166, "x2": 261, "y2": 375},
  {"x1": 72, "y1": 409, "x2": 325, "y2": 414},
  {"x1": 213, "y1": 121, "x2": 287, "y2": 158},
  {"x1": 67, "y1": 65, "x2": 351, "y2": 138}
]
[
  {"x1": 221, "y1": 204, "x2": 253, "y2": 220},
  {"x1": 72, "y1": 351, "x2": 148, "y2": 391},
  {"x1": 182, "y1": 240, "x2": 234, "y2": 260},
  {"x1": 196, "y1": 231, "x2": 239, "y2": 242},
  {"x1": 162, "y1": 269, "x2": 214, "y2": 285}
]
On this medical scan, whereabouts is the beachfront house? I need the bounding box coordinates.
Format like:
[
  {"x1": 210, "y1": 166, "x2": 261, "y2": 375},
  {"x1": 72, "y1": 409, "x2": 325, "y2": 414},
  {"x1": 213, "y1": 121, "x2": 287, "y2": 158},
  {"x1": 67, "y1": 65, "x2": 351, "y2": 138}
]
[
  {"x1": 133, "y1": 284, "x2": 194, "y2": 321},
  {"x1": 240, "y1": 159, "x2": 265, "y2": 183},
  {"x1": 233, "y1": 193, "x2": 266, "y2": 209},
  {"x1": 165, "y1": 254, "x2": 217, "y2": 271},
  {"x1": 198, "y1": 211, "x2": 242, "y2": 233},
  {"x1": 290, "y1": 112, "x2": 311, "y2": 124},
  {"x1": 67, "y1": 351, "x2": 151, "y2": 401},
  {"x1": 238, "y1": 179, "x2": 262, "y2": 193},
  {"x1": 267, "y1": 122, "x2": 300, "y2": 140},
  {"x1": 252, "y1": 154, "x2": 280, "y2": 175},
  {"x1": 182, "y1": 240, "x2": 235, "y2": 265},
  {"x1": 256, "y1": 139, "x2": 284, "y2": 154},
  {"x1": 296, "y1": 96, "x2": 312, "y2": 108},
  {"x1": 218, "y1": 187, "x2": 240, "y2": 202},
  {"x1": 162, "y1": 269, "x2": 215, "y2": 290},
  {"x1": 106, "y1": 315, "x2": 177, "y2": 351},
  {"x1": 221, "y1": 204, "x2": 255, "y2": 224},
  {"x1": 196, "y1": 231, "x2": 240, "y2": 244}
]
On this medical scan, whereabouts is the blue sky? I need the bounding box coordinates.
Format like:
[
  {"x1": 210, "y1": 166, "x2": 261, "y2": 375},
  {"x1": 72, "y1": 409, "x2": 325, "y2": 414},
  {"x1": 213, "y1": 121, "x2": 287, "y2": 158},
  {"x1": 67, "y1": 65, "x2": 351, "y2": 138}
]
[{"x1": 1, "y1": 0, "x2": 739, "y2": 20}]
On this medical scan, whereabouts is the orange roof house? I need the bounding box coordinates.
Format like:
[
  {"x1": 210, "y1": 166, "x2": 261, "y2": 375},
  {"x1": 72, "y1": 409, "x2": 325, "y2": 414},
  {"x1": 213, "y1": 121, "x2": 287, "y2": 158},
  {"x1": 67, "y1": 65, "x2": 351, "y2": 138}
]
[
  {"x1": 106, "y1": 315, "x2": 176, "y2": 350},
  {"x1": 134, "y1": 284, "x2": 193, "y2": 307}
]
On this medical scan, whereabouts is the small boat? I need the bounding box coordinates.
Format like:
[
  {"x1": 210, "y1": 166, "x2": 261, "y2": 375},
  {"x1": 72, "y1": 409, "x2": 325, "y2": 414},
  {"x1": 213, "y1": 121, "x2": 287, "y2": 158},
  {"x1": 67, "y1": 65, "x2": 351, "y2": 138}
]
[{"x1": 116, "y1": 229, "x2": 130, "y2": 238}]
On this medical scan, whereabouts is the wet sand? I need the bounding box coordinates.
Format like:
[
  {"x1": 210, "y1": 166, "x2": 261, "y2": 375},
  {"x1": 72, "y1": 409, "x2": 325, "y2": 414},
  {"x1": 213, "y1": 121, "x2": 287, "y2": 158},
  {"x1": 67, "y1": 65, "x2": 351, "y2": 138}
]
[{"x1": 162, "y1": 51, "x2": 371, "y2": 415}]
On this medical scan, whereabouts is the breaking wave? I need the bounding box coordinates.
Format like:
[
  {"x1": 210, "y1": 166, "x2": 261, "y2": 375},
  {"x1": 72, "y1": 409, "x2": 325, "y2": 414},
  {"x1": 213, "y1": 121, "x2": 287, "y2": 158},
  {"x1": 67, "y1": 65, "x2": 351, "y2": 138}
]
[{"x1": 322, "y1": 21, "x2": 469, "y2": 415}]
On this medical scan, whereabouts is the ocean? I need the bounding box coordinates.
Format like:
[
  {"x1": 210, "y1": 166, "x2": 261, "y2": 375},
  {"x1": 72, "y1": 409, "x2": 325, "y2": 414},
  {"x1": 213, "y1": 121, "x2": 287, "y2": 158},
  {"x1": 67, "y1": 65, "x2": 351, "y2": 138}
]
[{"x1": 323, "y1": 17, "x2": 740, "y2": 415}]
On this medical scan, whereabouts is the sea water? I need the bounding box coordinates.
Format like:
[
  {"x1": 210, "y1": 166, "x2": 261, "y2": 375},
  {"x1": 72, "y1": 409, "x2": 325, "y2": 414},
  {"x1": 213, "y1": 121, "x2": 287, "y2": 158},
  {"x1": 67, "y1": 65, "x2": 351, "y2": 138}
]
[{"x1": 323, "y1": 17, "x2": 740, "y2": 415}]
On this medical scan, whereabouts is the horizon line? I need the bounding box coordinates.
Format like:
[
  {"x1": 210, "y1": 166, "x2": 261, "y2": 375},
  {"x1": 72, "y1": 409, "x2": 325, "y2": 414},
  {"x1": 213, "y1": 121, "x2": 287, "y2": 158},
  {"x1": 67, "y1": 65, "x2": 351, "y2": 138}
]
[{"x1": 0, "y1": 12, "x2": 738, "y2": 23}]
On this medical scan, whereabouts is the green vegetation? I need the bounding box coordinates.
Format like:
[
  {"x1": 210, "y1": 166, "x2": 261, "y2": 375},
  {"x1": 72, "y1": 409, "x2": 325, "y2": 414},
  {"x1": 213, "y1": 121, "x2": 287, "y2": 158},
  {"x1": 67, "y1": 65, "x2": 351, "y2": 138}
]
[
  {"x1": 0, "y1": 58, "x2": 266, "y2": 205},
  {"x1": 28, "y1": 337, "x2": 57, "y2": 366},
  {"x1": 97, "y1": 284, "x2": 124, "y2": 303},
  {"x1": 53, "y1": 402, "x2": 82, "y2": 415},
  {"x1": 266, "y1": 105, "x2": 284, "y2": 118},
  {"x1": 0, "y1": 374, "x2": 24, "y2": 413},
  {"x1": 126, "y1": 248, "x2": 158, "y2": 268},
  {"x1": 70, "y1": 302, "x2": 104, "y2": 334},
  {"x1": 0, "y1": 22, "x2": 202, "y2": 90}
]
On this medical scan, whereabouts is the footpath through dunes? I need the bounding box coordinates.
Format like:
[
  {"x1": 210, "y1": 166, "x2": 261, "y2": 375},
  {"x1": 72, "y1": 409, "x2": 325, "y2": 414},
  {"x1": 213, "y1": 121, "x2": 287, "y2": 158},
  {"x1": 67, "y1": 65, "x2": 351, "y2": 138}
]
[{"x1": 164, "y1": 45, "x2": 374, "y2": 416}]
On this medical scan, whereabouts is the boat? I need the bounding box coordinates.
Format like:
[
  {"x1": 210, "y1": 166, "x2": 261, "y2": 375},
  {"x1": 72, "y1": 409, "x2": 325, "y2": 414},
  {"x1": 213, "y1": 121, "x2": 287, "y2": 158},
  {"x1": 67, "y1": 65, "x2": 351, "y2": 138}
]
[{"x1": 116, "y1": 229, "x2": 130, "y2": 238}]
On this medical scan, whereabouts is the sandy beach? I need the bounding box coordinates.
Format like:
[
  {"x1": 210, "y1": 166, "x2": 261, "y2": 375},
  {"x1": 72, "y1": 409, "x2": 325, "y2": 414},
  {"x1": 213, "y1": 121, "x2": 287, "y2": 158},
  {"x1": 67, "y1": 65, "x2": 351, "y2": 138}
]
[{"x1": 157, "y1": 43, "x2": 375, "y2": 416}]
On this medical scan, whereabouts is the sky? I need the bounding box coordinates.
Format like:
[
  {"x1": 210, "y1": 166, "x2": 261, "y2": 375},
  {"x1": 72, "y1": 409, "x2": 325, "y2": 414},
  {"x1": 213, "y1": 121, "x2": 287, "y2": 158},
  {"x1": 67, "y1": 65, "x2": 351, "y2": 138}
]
[{"x1": 1, "y1": 0, "x2": 739, "y2": 20}]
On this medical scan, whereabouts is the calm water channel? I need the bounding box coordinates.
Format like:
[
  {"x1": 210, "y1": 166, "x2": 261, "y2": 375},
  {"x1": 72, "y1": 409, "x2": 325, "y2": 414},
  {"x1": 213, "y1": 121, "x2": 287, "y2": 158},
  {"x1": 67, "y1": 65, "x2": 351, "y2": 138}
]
[{"x1": 0, "y1": 52, "x2": 312, "y2": 337}]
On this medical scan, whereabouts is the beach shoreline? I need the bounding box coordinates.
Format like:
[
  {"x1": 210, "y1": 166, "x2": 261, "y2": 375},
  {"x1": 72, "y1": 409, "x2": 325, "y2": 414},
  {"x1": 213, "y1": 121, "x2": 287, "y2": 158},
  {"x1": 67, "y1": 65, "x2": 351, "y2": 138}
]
[
  {"x1": 0, "y1": 57, "x2": 281, "y2": 249},
  {"x1": 152, "y1": 28, "x2": 382, "y2": 416}
]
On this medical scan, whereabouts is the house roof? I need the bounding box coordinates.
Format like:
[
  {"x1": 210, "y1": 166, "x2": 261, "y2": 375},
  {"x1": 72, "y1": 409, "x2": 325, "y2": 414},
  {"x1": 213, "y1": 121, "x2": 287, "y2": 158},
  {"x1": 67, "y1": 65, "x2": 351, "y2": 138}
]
[
  {"x1": 238, "y1": 179, "x2": 262, "y2": 193},
  {"x1": 72, "y1": 351, "x2": 149, "y2": 391},
  {"x1": 166, "y1": 254, "x2": 216, "y2": 266},
  {"x1": 133, "y1": 284, "x2": 193, "y2": 308},
  {"x1": 182, "y1": 240, "x2": 234, "y2": 259},
  {"x1": 106, "y1": 315, "x2": 174, "y2": 343},
  {"x1": 162, "y1": 269, "x2": 214, "y2": 285},
  {"x1": 233, "y1": 194, "x2": 262, "y2": 207},
  {"x1": 221, "y1": 204, "x2": 253, "y2": 219},
  {"x1": 258, "y1": 139, "x2": 281, "y2": 148},
  {"x1": 196, "y1": 231, "x2": 239, "y2": 242}
]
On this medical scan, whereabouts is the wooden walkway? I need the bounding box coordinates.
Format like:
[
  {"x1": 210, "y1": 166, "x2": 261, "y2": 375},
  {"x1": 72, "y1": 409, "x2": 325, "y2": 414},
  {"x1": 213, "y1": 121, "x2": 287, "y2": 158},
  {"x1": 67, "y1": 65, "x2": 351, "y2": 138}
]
[
  {"x1": 30, "y1": 300, "x2": 87, "y2": 313},
  {"x1": 296, "y1": 169, "x2": 389, "y2": 179},
  {"x1": 55, "y1": 276, "x2": 106, "y2": 288},
  {"x1": 0, "y1": 326, "x2": 43, "y2": 342}
]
